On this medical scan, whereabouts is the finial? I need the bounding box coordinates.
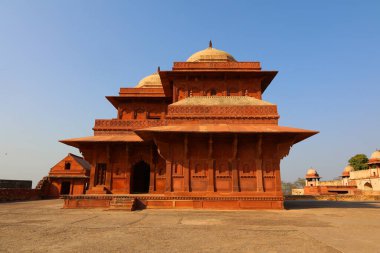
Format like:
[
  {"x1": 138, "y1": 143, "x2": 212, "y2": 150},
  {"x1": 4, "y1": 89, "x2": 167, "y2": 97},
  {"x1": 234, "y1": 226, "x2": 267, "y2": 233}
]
[
  {"x1": 157, "y1": 66, "x2": 160, "y2": 72},
  {"x1": 209, "y1": 40, "x2": 212, "y2": 48}
]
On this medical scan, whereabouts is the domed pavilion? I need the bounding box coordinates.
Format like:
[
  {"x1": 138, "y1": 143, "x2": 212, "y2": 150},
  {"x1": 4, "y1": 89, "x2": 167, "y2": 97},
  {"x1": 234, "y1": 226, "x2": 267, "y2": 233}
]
[
  {"x1": 60, "y1": 42, "x2": 318, "y2": 210},
  {"x1": 305, "y1": 168, "x2": 321, "y2": 186},
  {"x1": 342, "y1": 165, "x2": 354, "y2": 178},
  {"x1": 368, "y1": 150, "x2": 380, "y2": 169}
]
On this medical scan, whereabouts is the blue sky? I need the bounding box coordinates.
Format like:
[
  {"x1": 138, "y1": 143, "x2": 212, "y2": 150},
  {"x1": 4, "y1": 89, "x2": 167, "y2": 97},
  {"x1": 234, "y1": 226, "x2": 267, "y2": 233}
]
[{"x1": 0, "y1": 0, "x2": 379, "y2": 185}]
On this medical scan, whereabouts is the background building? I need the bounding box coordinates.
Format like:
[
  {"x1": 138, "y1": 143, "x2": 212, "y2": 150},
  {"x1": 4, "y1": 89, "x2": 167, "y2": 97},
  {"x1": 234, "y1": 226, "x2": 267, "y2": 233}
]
[
  {"x1": 299, "y1": 150, "x2": 380, "y2": 195},
  {"x1": 38, "y1": 153, "x2": 90, "y2": 198}
]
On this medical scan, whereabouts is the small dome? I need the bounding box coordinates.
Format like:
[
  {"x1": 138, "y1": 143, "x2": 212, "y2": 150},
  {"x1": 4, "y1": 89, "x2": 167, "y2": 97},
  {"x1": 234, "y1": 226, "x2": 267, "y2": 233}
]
[
  {"x1": 370, "y1": 150, "x2": 380, "y2": 160},
  {"x1": 342, "y1": 165, "x2": 354, "y2": 177},
  {"x1": 344, "y1": 165, "x2": 354, "y2": 172},
  {"x1": 187, "y1": 42, "x2": 236, "y2": 62},
  {"x1": 306, "y1": 168, "x2": 317, "y2": 175},
  {"x1": 306, "y1": 168, "x2": 320, "y2": 178},
  {"x1": 135, "y1": 72, "x2": 162, "y2": 88}
]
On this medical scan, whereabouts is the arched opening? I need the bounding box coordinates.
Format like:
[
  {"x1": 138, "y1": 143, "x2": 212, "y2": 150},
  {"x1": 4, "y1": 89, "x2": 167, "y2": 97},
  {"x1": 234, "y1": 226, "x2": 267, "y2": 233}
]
[
  {"x1": 60, "y1": 181, "x2": 71, "y2": 195},
  {"x1": 134, "y1": 108, "x2": 146, "y2": 120},
  {"x1": 131, "y1": 161, "x2": 150, "y2": 193},
  {"x1": 364, "y1": 182, "x2": 373, "y2": 190}
]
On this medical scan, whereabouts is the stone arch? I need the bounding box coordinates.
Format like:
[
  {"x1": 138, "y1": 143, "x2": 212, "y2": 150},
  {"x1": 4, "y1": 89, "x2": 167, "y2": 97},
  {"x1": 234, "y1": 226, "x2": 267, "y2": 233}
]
[
  {"x1": 207, "y1": 88, "x2": 217, "y2": 96},
  {"x1": 134, "y1": 108, "x2": 146, "y2": 120},
  {"x1": 364, "y1": 182, "x2": 373, "y2": 190}
]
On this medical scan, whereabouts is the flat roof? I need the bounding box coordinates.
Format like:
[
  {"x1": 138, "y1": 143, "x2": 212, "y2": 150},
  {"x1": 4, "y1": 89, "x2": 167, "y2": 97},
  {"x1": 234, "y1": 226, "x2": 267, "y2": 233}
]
[{"x1": 60, "y1": 134, "x2": 143, "y2": 148}]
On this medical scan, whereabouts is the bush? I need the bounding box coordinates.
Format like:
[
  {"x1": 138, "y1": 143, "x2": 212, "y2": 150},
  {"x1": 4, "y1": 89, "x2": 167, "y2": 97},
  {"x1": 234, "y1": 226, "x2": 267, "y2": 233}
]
[{"x1": 348, "y1": 154, "x2": 369, "y2": 171}]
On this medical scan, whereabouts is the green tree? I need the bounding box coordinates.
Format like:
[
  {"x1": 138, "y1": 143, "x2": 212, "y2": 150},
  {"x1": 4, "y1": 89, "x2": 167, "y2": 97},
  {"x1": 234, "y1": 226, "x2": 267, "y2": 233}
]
[
  {"x1": 348, "y1": 154, "x2": 369, "y2": 171},
  {"x1": 281, "y1": 181, "x2": 293, "y2": 195},
  {"x1": 293, "y1": 177, "x2": 306, "y2": 188},
  {"x1": 281, "y1": 178, "x2": 306, "y2": 195}
]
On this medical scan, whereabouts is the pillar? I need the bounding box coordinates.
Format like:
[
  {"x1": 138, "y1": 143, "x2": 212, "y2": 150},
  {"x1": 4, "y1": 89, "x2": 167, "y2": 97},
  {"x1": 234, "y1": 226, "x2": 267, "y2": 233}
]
[
  {"x1": 256, "y1": 135, "x2": 264, "y2": 192},
  {"x1": 184, "y1": 160, "x2": 190, "y2": 192},
  {"x1": 207, "y1": 160, "x2": 215, "y2": 192},
  {"x1": 231, "y1": 160, "x2": 239, "y2": 192},
  {"x1": 125, "y1": 144, "x2": 130, "y2": 193},
  {"x1": 89, "y1": 147, "x2": 97, "y2": 188},
  {"x1": 184, "y1": 134, "x2": 190, "y2": 192},
  {"x1": 231, "y1": 134, "x2": 239, "y2": 192},
  {"x1": 207, "y1": 134, "x2": 215, "y2": 192},
  {"x1": 274, "y1": 159, "x2": 282, "y2": 194},
  {"x1": 149, "y1": 145, "x2": 155, "y2": 192},
  {"x1": 165, "y1": 160, "x2": 172, "y2": 192},
  {"x1": 105, "y1": 144, "x2": 112, "y2": 190}
]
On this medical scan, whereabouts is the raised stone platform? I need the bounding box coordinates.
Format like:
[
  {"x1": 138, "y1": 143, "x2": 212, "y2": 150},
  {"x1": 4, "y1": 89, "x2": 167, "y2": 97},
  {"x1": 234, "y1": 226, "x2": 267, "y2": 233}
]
[{"x1": 63, "y1": 194, "x2": 284, "y2": 210}]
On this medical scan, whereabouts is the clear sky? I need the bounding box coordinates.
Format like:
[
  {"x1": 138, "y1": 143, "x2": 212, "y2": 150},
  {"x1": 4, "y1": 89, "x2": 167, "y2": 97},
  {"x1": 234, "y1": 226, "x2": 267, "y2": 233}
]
[{"x1": 0, "y1": 0, "x2": 379, "y2": 186}]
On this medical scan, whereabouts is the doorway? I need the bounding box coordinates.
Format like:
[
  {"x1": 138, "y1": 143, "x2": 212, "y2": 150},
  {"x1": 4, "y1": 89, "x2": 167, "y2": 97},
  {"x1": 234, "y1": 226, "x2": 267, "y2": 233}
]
[
  {"x1": 131, "y1": 161, "x2": 150, "y2": 193},
  {"x1": 60, "y1": 182, "x2": 71, "y2": 195}
]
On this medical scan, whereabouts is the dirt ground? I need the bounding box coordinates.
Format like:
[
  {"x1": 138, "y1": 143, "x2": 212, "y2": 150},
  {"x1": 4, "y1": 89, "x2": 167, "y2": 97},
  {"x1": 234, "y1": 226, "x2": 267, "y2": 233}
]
[{"x1": 0, "y1": 200, "x2": 379, "y2": 253}]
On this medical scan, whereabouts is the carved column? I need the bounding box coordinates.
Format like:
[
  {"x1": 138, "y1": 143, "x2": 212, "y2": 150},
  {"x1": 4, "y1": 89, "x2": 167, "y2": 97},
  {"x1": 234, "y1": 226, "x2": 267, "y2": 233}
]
[
  {"x1": 70, "y1": 179, "x2": 74, "y2": 195},
  {"x1": 165, "y1": 140, "x2": 173, "y2": 192},
  {"x1": 89, "y1": 147, "x2": 97, "y2": 188},
  {"x1": 183, "y1": 134, "x2": 190, "y2": 192},
  {"x1": 274, "y1": 159, "x2": 282, "y2": 194},
  {"x1": 256, "y1": 135, "x2": 264, "y2": 192},
  {"x1": 149, "y1": 144, "x2": 155, "y2": 193},
  {"x1": 105, "y1": 144, "x2": 112, "y2": 190},
  {"x1": 207, "y1": 134, "x2": 215, "y2": 192},
  {"x1": 165, "y1": 160, "x2": 172, "y2": 192},
  {"x1": 125, "y1": 144, "x2": 130, "y2": 194},
  {"x1": 232, "y1": 134, "x2": 239, "y2": 192}
]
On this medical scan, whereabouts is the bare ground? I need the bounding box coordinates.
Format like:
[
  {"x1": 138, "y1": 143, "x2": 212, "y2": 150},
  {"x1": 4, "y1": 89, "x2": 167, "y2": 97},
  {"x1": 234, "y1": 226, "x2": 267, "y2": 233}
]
[{"x1": 0, "y1": 199, "x2": 379, "y2": 253}]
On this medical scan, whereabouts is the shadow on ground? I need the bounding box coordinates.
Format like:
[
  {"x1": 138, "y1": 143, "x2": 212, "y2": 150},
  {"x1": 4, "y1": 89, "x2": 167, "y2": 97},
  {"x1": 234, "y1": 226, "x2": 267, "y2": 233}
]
[{"x1": 285, "y1": 200, "x2": 380, "y2": 209}]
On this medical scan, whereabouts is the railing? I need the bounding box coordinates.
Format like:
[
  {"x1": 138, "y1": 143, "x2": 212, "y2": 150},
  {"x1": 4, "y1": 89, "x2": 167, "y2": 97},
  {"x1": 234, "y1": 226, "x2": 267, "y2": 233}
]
[{"x1": 94, "y1": 119, "x2": 166, "y2": 131}]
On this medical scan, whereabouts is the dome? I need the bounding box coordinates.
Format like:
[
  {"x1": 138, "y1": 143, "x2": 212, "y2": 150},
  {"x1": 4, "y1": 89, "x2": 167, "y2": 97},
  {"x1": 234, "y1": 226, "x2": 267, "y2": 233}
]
[
  {"x1": 342, "y1": 165, "x2": 354, "y2": 177},
  {"x1": 343, "y1": 165, "x2": 354, "y2": 172},
  {"x1": 370, "y1": 150, "x2": 380, "y2": 160},
  {"x1": 187, "y1": 41, "x2": 236, "y2": 62},
  {"x1": 305, "y1": 168, "x2": 320, "y2": 178},
  {"x1": 306, "y1": 168, "x2": 318, "y2": 175},
  {"x1": 135, "y1": 72, "x2": 162, "y2": 88}
]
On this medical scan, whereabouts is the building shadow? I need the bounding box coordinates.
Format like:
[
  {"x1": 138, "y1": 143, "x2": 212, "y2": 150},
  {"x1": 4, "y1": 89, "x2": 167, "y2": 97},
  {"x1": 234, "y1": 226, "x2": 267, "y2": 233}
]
[{"x1": 285, "y1": 200, "x2": 380, "y2": 210}]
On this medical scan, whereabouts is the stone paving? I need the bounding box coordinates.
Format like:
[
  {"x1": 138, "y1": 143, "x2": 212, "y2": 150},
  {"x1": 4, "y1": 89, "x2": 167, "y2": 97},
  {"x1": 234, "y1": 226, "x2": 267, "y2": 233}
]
[{"x1": 0, "y1": 199, "x2": 379, "y2": 253}]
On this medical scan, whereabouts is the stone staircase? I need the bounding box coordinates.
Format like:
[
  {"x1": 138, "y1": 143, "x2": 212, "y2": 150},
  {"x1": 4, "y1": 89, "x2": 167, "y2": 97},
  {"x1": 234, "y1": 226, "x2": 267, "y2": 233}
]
[{"x1": 108, "y1": 197, "x2": 136, "y2": 211}]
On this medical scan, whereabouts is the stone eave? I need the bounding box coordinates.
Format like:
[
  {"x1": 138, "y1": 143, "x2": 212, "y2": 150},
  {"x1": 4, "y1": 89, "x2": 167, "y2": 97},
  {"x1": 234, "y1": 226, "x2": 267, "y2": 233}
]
[
  {"x1": 60, "y1": 134, "x2": 143, "y2": 148},
  {"x1": 136, "y1": 124, "x2": 318, "y2": 144}
]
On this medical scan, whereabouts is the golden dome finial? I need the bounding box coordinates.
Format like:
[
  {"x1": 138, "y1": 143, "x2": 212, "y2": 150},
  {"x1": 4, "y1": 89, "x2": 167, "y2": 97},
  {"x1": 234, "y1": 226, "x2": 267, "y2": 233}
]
[{"x1": 209, "y1": 40, "x2": 212, "y2": 48}]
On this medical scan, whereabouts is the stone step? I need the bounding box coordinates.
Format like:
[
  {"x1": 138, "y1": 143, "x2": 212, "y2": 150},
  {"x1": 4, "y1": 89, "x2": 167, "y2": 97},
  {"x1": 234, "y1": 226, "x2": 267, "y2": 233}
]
[{"x1": 108, "y1": 198, "x2": 136, "y2": 211}]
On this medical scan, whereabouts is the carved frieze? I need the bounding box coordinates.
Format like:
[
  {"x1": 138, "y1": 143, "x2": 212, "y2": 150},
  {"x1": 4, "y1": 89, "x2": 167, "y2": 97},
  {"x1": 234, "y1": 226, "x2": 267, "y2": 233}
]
[{"x1": 167, "y1": 105, "x2": 278, "y2": 119}]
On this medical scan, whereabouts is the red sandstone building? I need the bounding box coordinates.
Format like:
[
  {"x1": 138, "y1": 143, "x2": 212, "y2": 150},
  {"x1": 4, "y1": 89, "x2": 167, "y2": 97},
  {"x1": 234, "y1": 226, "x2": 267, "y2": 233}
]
[
  {"x1": 302, "y1": 151, "x2": 380, "y2": 196},
  {"x1": 39, "y1": 153, "x2": 90, "y2": 198},
  {"x1": 61, "y1": 42, "x2": 318, "y2": 209}
]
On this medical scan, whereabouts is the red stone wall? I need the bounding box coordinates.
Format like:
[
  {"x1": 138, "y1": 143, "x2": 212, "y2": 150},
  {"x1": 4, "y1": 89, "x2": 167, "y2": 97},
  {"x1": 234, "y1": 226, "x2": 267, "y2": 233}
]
[{"x1": 0, "y1": 189, "x2": 40, "y2": 202}]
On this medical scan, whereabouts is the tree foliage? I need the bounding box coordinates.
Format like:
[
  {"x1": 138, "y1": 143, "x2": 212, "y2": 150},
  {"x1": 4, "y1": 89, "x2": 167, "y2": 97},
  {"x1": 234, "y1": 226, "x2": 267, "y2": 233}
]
[
  {"x1": 281, "y1": 177, "x2": 306, "y2": 195},
  {"x1": 348, "y1": 154, "x2": 369, "y2": 171}
]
